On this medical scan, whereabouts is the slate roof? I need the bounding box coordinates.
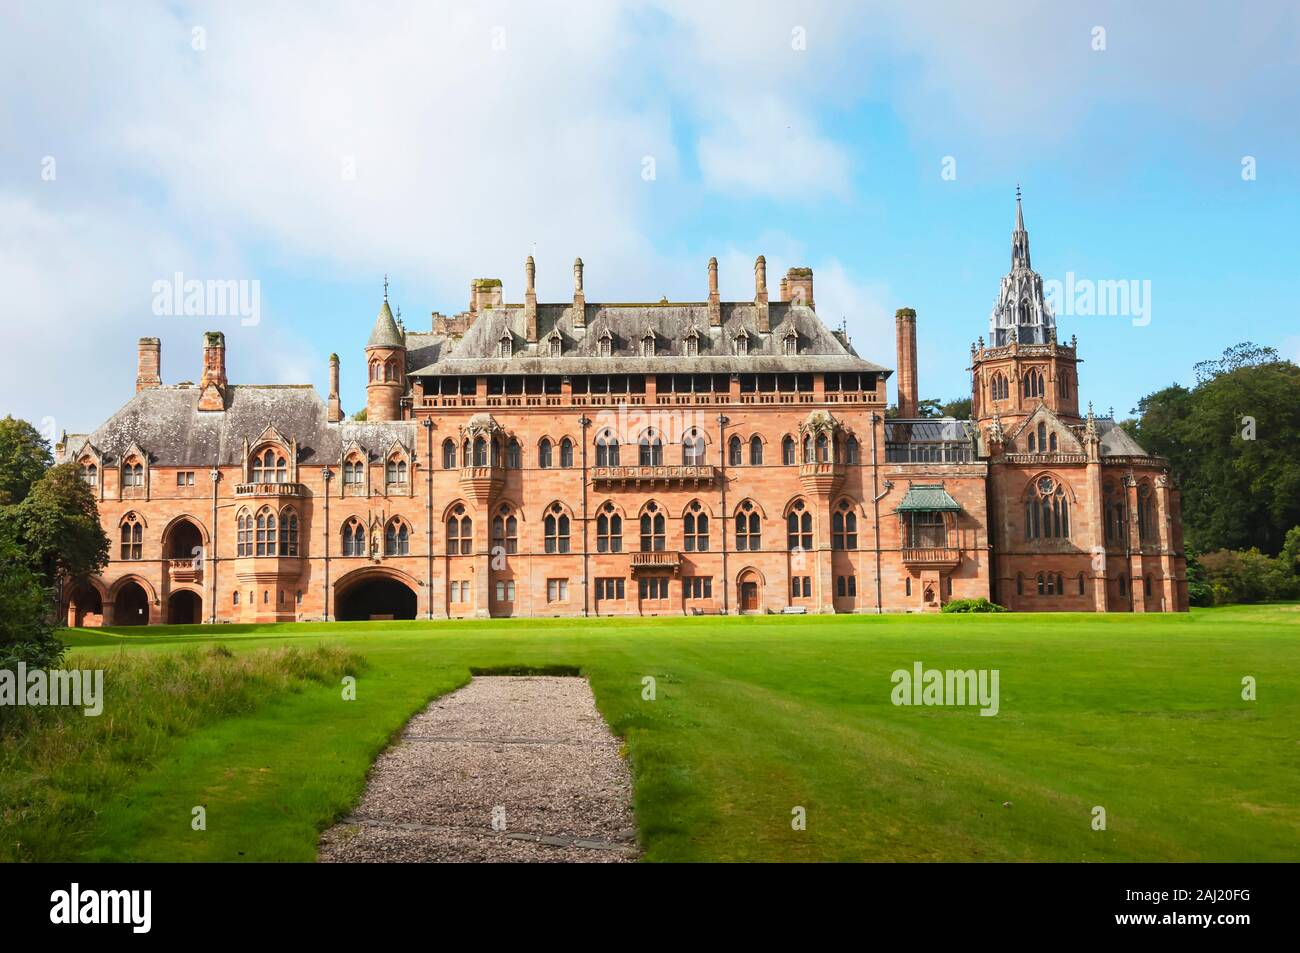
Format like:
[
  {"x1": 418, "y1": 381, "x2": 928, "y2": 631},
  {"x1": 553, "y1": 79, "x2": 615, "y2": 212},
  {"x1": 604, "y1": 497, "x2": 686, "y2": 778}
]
[
  {"x1": 895, "y1": 484, "x2": 963, "y2": 512},
  {"x1": 1095, "y1": 417, "x2": 1152, "y2": 457},
  {"x1": 407, "y1": 300, "x2": 886, "y2": 377},
  {"x1": 367, "y1": 300, "x2": 405, "y2": 348},
  {"x1": 60, "y1": 384, "x2": 417, "y2": 467}
]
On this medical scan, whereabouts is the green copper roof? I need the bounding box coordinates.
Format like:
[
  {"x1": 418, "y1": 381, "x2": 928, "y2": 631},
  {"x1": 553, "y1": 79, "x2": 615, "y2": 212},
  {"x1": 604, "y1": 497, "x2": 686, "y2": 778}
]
[
  {"x1": 367, "y1": 299, "x2": 405, "y2": 348},
  {"x1": 895, "y1": 484, "x2": 962, "y2": 513}
]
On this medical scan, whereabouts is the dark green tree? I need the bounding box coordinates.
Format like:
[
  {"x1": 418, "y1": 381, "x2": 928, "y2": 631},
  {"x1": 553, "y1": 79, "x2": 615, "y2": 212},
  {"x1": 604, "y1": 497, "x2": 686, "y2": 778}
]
[
  {"x1": 0, "y1": 522, "x2": 62, "y2": 669},
  {"x1": 5, "y1": 463, "x2": 110, "y2": 592},
  {"x1": 0, "y1": 416, "x2": 53, "y2": 505}
]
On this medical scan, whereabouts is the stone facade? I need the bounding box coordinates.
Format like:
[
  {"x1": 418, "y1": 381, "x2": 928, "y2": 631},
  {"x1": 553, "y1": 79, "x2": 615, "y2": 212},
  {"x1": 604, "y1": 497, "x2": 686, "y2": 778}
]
[{"x1": 59, "y1": 197, "x2": 1187, "y2": 625}]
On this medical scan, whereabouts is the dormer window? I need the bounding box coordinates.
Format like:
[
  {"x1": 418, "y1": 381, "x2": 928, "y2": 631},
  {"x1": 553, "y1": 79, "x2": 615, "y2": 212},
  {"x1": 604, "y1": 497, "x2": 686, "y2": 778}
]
[
  {"x1": 343, "y1": 456, "x2": 365, "y2": 485},
  {"x1": 641, "y1": 333, "x2": 655, "y2": 358},
  {"x1": 252, "y1": 448, "x2": 288, "y2": 484},
  {"x1": 735, "y1": 334, "x2": 749, "y2": 356},
  {"x1": 685, "y1": 328, "x2": 700, "y2": 357},
  {"x1": 123, "y1": 459, "x2": 144, "y2": 487},
  {"x1": 599, "y1": 330, "x2": 613, "y2": 358},
  {"x1": 498, "y1": 334, "x2": 512, "y2": 359},
  {"x1": 783, "y1": 331, "x2": 798, "y2": 356},
  {"x1": 81, "y1": 462, "x2": 98, "y2": 486},
  {"x1": 548, "y1": 334, "x2": 562, "y2": 358}
]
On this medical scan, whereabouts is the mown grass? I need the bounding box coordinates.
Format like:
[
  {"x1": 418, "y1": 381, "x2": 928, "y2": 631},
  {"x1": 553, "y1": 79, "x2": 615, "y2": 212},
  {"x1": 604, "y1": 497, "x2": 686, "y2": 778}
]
[
  {"x1": 0, "y1": 644, "x2": 362, "y2": 862},
  {"x1": 13, "y1": 604, "x2": 1300, "y2": 862}
]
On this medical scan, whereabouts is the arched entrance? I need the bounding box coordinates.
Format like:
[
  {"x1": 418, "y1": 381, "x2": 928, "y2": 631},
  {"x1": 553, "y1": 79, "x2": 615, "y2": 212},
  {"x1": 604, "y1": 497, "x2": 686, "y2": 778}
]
[
  {"x1": 114, "y1": 581, "x2": 151, "y2": 626},
  {"x1": 336, "y1": 574, "x2": 418, "y2": 621},
  {"x1": 737, "y1": 569, "x2": 763, "y2": 614},
  {"x1": 67, "y1": 584, "x2": 104, "y2": 627},
  {"x1": 166, "y1": 518, "x2": 205, "y2": 561},
  {"x1": 168, "y1": 589, "x2": 203, "y2": 625}
]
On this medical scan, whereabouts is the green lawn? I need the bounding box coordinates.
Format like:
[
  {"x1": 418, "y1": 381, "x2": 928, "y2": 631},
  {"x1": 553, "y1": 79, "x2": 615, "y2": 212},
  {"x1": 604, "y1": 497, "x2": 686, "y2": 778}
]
[{"x1": 22, "y1": 604, "x2": 1300, "y2": 861}]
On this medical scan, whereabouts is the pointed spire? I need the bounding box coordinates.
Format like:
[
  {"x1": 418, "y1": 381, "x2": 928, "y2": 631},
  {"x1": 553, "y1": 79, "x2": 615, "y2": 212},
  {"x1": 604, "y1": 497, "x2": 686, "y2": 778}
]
[
  {"x1": 383, "y1": 273, "x2": 389, "y2": 301},
  {"x1": 367, "y1": 295, "x2": 404, "y2": 348},
  {"x1": 1015, "y1": 183, "x2": 1024, "y2": 232},
  {"x1": 1011, "y1": 185, "x2": 1031, "y2": 270}
]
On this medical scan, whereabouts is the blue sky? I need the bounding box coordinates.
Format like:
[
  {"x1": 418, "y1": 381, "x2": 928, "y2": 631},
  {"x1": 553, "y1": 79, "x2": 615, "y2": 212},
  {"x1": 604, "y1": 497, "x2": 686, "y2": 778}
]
[{"x1": 2, "y1": 1, "x2": 1297, "y2": 438}]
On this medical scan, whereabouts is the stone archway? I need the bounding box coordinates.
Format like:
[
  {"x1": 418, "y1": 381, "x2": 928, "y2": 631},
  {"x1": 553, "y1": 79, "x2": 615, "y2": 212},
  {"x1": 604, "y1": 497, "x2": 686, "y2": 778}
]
[
  {"x1": 737, "y1": 568, "x2": 764, "y2": 614},
  {"x1": 164, "y1": 517, "x2": 205, "y2": 561},
  {"x1": 335, "y1": 569, "x2": 419, "y2": 621},
  {"x1": 67, "y1": 583, "x2": 105, "y2": 627},
  {"x1": 167, "y1": 589, "x2": 203, "y2": 625},
  {"x1": 114, "y1": 580, "x2": 151, "y2": 626}
]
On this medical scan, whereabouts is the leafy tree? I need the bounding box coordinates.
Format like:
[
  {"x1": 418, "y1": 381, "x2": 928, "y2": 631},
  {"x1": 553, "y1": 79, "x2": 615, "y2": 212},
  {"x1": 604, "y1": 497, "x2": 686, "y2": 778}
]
[
  {"x1": 939, "y1": 397, "x2": 972, "y2": 419},
  {"x1": 1130, "y1": 345, "x2": 1300, "y2": 555},
  {"x1": 0, "y1": 416, "x2": 53, "y2": 505},
  {"x1": 5, "y1": 463, "x2": 110, "y2": 592},
  {"x1": 0, "y1": 522, "x2": 62, "y2": 669}
]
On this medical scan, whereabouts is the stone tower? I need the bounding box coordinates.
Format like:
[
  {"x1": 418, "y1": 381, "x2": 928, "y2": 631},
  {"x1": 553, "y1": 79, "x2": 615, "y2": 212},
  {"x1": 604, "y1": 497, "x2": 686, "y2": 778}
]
[{"x1": 365, "y1": 287, "x2": 406, "y2": 422}]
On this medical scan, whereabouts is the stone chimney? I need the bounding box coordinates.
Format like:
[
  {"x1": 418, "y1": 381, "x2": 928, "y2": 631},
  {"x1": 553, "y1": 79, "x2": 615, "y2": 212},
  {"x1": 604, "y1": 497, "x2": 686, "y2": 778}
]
[
  {"x1": 754, "y1": 255, "x2": 770, "y2": 332},
  {"x1": 572, "y1": 257, "x2": 586, "y2": 329},
  {"x1": 197, "y1": 331, "x2": 227, "y2": 412},
  {"x1": 707, "y1": 257, "x2": 721, "y2": 327},
  {"x1": 136, "y1": 337, "x2": 162, "y2": 392},
  {"x1": 327, "y1": 353, "x2": 343, "y2": 423},
  {"x1": 783, "y1": 267, "x2": 814, "y2": 308},
  {"x1": 525, "y1": 256, "x2": 538, "y2": 343},
  {"x1": 469, "y1": 278, "x2": 503, "y2": 314},
  {"x1": 895, "y1": 308, "x2": 919, "y2": 418}
]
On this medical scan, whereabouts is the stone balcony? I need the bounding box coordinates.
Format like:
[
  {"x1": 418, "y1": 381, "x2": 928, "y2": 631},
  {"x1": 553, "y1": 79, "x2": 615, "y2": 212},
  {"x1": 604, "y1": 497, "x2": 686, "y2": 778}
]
[
  {"x1": 901, "y1": 547, "x2": 961, "y2": 569},
  {"x1": 591, "y1": 465, "x2": 716, "y2": 488},
  {"x1": 798, "y1": 461, "x2": 845, "y2": 497},
  {"x1": 167, "y1": 557, "x2": 203, "y2": 584},
  {"x1": 458, "y1": 464, "x2": 506, "y2": 506},
  {"x1": 234, "y1": 481, "x2": 307, "y2": 498},
  {"x1": 233, "y1": 556, "x2": 303, "y2": 586},
  {"x1": 630, "y1": 550, "x2": 682, "y2": 571}
]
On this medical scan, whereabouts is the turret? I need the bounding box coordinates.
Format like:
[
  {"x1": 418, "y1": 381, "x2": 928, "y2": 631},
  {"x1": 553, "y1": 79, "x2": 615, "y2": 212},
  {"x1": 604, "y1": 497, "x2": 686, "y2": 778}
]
[{"x1": 365, "y1": 279, "x2": 406, "y2": 421}]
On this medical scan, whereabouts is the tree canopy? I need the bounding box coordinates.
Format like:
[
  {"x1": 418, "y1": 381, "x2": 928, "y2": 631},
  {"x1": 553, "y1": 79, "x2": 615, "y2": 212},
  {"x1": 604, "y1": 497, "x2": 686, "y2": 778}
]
[{"x1": 0, "y1": 416, "x2": 53, "y2": 505}]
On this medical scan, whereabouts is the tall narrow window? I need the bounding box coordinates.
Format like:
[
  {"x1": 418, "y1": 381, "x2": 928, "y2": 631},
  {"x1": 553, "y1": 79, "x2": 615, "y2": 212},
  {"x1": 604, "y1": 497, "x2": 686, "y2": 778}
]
[
  {"x1": 442, "y1": 439, "x2": 457, "y2": 469},
  {"x1": 559, "y1": 438, "x2": 574, "y2": 469},
  {"x1": 639, "y1": 431, "x2": 663, "y2": 466},
  {"x1": 491, "y1": 505, "x2": 518, "y2": 554},
  {"x1": 544, "y1": 503, "x2": 571, "y2": 554},
  {"x1": 728, "y1": 436, "x2": 743, "y2": 466},
  {"x1": 750, "y1": 435, "x2": 764, "y2": 465},
  {"x1": 640, "y1": 502, "x2": 665, "y2": 552},
  {"x1": 596, "y1": 502, "x2": 622, "y2": 553},
  {"x1": 832, "y1": 500, "x2": 858, "y2": 550},
  {"x1": 119, "y1": 514, "x2": 143, "y2": 560},
  {"x1": 538, "y1": 438, "x2": 552, "y2": 469},
  {"x1": 385, "y1": 518, "x2": 409, "y2": 556},
  {"x1": 255, "y1": 507, "x2": 277, "y2": 557},
  {"x1": 683, "y1": 501, "x2": 709, "y2": 552},
  {"x1": 683, "y1": 431, "x2": 705, "y2": 466},
  {"x1": 596, "y1": 431, "x2": 619, "y2": 467},
  {"x1": 446, "y1": 505, "x2": 472, "y2": 555},
  {"x1": 782, "y1": 435, "x2": 796, "y2": 466},
  {"x1": 279, "y1": 508, "x2": 299, "y2": 556},
  {"x1": 734, "y1": 501, "x2": 760, "y2": 551},
  {"x1": 786, "y1": 500, "x2": 812, "y2": 551}
]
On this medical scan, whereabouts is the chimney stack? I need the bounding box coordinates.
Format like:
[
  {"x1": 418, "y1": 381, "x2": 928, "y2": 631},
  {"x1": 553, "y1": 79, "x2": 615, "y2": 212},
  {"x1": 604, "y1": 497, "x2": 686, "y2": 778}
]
[
  {"x1": 754, "y1": 255, "x2": 770, "y2": 332},
  {"x1": 525, "y1": 256, "x2": 538, "y2": 343},
  {"x1": 136, "y1": 337, "x2": 161, "y2": 392},
  {"x1": 327, "y1": 353, "x2": 342, "y2": 422},
  {"x1": 895, "y1": 308, "x2": 919, "y2": 418},
  {"x1": 469, "y1": 279, "x2": 503, "y2": 314},
  {"x1": 707, "y1": 257, "x2": 721, "y2": 326},
  {"x1": 572, "y1": 257, "x2": 586, "y2": 328},
  {"x1": 198, "y1": 330, "x2": 227, "y2": 412},
  {"x1": 783, "y1": 267, "x2": 814, "y2": 308}
]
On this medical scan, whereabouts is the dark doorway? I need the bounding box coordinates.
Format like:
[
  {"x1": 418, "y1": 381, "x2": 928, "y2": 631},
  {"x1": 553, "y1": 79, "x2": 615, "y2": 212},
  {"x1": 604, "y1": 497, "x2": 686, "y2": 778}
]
[
  {"x1": 168, "y1": 589, "x2": 203, "y2": 625},
  {"x1": 740, "y1": 581, "x2": 759, "y2": 612},
  {"x1": 168, "y1": 519, "x2": 204, "y2": 560},
  {"x1": 68, "y1": 585, "x2": 104, "y2": 627},
  {"x1": 115, "y1": 581, "x2": 150, "y2": 625},
  {"x1": 337, "y1": 577, "x2": 418, "y2": 621}
]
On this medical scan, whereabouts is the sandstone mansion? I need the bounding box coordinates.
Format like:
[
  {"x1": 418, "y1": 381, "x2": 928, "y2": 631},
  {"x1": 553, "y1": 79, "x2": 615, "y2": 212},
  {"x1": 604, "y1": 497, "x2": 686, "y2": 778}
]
[{"x1": 59, "y1": 196, "x2": 1188, "y2": 625}]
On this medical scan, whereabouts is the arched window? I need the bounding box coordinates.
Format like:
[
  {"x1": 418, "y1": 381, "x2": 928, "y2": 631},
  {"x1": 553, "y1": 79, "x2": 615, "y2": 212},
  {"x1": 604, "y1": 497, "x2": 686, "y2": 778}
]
[
  {"x1": 442, "y1": 439, "x2": 457, "y2": 469},
  {"x1": 549, "y1": 335, "x2": 562, "y2": 358},
  {"x1": 119, "y1": 513, "x2": 143, "y2": 560},
  {"x1": 1104, "y1": 483, "x2": 1128, "y2": 544},
  {"x1": 342, "y1": 518, "x2": 365, "y2": 556},
  {"x1": 1049, "y1": 432, "x2": 1058, "y2": 452},
  {"x1": 473, "y1": 436, "x2": 488, "y2": 467},
  {"x1": 750, "y1": 435, "x2": 764, "y2": 466},
  {"x1": 598, "y1": 332, "x2": 613, "y2": 358},
  {"x1": 639, "y1": 502, "x2": 665, "y2": 552},
  {"x1": 734, "y1": 501, "x2": 761, "y2": 552},
  {"x1": 683, "y1": 430, "x2": 705, "y2": 466},
  {"x1": 559, "y1": 438, "x2": 574, "y2": 469},
  {"x1": 1077, "y1": 573, "x2": 1086, "y2": 595},
  {"x1": 816, "y1": 433, "x2": 830, "y2": 463},
  {"x1": 783, "y1": 331, "x2": 798, "y2": 355},
  {"x1": 252, "y1": 448, "x2": 288, "y2": 484},
  {"x1": 683, "y1": 501, "x2": 709, "y2": 552},
  {"x1": 1025, "y1": 475, "x2": 1070, "y2": 540},
  {"x1": 844, "y1": 436, "x2": 859, "y2": 465},
  {"x1": 1137, "y1": 483, "x2": 1155, "y2": 543},
  {"x1": 832, "y1": 500, "x2": 858, "y2": 550},
  {"x1": 639, "y1": 430, "x2": 663, "y2": 467},
  {"x1": 538, "y1": 438, "x2": 553, "y2": 469},
  {"x1": 596, "y1": 502, "x2": 622, "y2": 553},
  {"x1": 728, "y1": 435, "x2": 743, "y2": 467},
  {"x1": 386, "y1": 457, "x2": 408, "y2": 485},
  {"x1": 735, "y1": 335, "x2": 748, "y2": 356},
  {"x1": 685, "y1": 335, "x2": 698, "y2": 357},
  {"x1": 1037, "y1": 423, "x2": 1047, "y2": 451},
  {"x1": 1016, "y1": 573, "x2": 1024, "y2": 596},
  {"x1": 123, "y1": 460, "x2": 144, "y2": 487},
  {"x1": 641, "y1": 333, "x2": 655, "y2": 357},
  {"x1": 498, "y1": 335, "x2": 512, "y2": 358},
  {"x1": 595, "y1": 431, "x2": 619, "y2": 467},
  {"x1": 1022, "y1": 369, "x2": 1045, "y2": 399},
  {"x1": 782, "y1": 435, "x2": 796, "y2": 466},
  {"x1": 279, "y1": 508, "x2": 299, "y2": 557},
  {"x1": 385, "y1": 518, "x2": 410, "y2": 556},
  {"x1": 254, "y1": 507, "x2": 277, "y2": 556},
  {"x1": 236, "y1": 509, "x2": 252, "y2": 557},
  {"x1": 81, "y1": 462, "x2": 98, "y2": 486},
  {"x1": 991, "y1": 373, "x2": 1009, "y2": 401},
  {"x1": 802, "y1": 434, "x2": 814, "y2": 464},
  {"x1": 544, "y1": 503, "x2": 571, "y2": 554},
  {"x1": 506, "y1": 439, "x2": 521, "y2": 469},
  {"x1": 446, "y1": 504, "x2": 472, "y2": 555},
  {"x1": 491, "y1": 505, "x2": 518, "y2": 554},
  {"x1": 344, "y1": 456, "x2": 365, "y2": 485},
  {"x1": 787, "y1": 500, "x2": 813, "y2": 551}
]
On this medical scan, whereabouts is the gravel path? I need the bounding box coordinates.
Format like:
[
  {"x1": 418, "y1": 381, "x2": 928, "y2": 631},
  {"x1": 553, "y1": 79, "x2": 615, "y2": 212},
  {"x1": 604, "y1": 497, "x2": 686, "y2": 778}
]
[{"x1": 319, "y1": 676, "x2": 640, "y2": 862}]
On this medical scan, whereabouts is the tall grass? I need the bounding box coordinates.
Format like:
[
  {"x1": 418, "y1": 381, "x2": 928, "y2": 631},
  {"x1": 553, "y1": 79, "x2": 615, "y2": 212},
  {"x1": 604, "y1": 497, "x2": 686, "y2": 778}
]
[{"x1": 0, "y1": 643, "x2": 362, "y2": 862}]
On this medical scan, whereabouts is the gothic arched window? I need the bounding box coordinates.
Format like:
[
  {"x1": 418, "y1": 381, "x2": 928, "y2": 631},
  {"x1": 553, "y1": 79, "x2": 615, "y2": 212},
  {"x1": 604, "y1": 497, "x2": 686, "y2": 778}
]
[
  {"x1": 279, "y1": 507, "x2": 299, "y2": 557},
  {"x1": 446, "y1": 504, "x2": 472, "y2": 555},
  {"x1": 544, "y1": 503, "x2": 571, "y2": 554},
  {"x1": 559, "y1": 438, "x2": 574, "y2": 469},
  {"x1": 385, "y1": 517, "x2": 410, "y2": 556},
  {"x1": 750, "y1": 435, "x2": 764, "y2": 466},
  {"x1": 683, "y1": 501, "x2": 709, "y2": 552},
  {"x1": 442, "y1": 439, "x2": 457, "y2": 469},
  {"x1": 120, "y1": 513, "x2": 143, "y2": 560},
  {"x1": 595, "y1": 431, "x2": 619, "y2": 467},
  {"x1": 538, "y1": 438, "x2": 553, "y2": 469},
  {"x1": 491, "y1": 504, "x2": 518, "y2": 554},
  {"x1": 728, "y1": 435, "x2": 743, "y2": 467},
  {"x1": 506, "y1": 439, "x2": 521, "y2": 469},
  {"x1": 786, "y1": 500, "x2": 812, "y2": 551},
  {"x1": 832, "y1": 500, "x2": 858, "y2": 550},
  {"x1": 639, "y1": 502, "x2": 665, "y2": 552},
  {"x1": 782, "y1": 435, "x2": 796, "y2": 466},
  {"x1": 252, "y1": 448, "x2": 288, "y2": 484},
  {"x1": 342, "y1": 518, "x2": 366, "y2": 556},
  {"x1": 734, "y1": 501, "x2": 761, "y2": 551},
  {"x1": 639, "y1": 431, "x2": 663, "y2": 467},
  {"x1": 1025, "y1": 476, "x2": 1070, "y2": 540},
  {"x1": 682, "y1": 430, "x2": 705, "y2": 467},
  {"x1": 596, "y1": 502, "x2": 622, "y2": 553}
]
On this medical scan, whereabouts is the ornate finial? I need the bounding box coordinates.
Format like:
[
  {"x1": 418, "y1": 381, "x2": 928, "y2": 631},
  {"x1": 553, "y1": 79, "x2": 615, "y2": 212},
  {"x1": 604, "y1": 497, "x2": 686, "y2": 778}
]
[
  {"x1": 383, "y1": 273, "x2": 389, "y2": 300},
  {"x1": 1108, "y1": 405, "x2": 1114, "y2": 419},
  {"x1": 1085, "y1": 402, "x2": 1097, "y2": 437},
  {"x1": 1016, "y1": 182, "x2": 1021, "y2": 201}
]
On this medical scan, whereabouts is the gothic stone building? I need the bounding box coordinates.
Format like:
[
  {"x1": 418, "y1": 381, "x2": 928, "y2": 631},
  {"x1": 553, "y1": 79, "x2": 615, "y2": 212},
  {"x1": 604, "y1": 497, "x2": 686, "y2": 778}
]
[{"x1": 59, "y1": 198, "x2": 1188, "y2": 625}]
